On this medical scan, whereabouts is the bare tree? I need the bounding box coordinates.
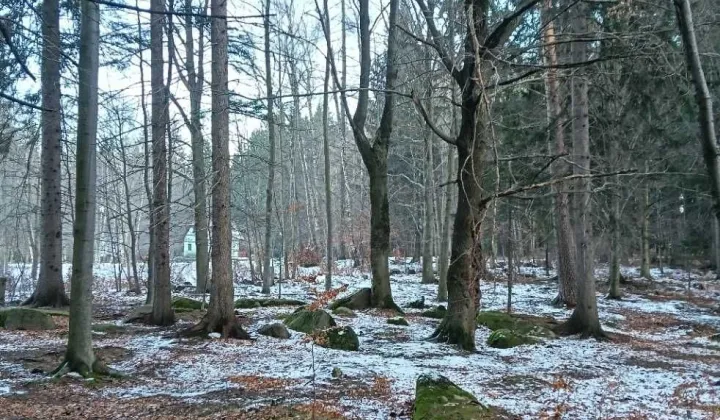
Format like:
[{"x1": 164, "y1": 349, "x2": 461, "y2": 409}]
[
  {"x1": 262, "y1": 0, "x2": 276, "y2": 294},
  {"x1": 25, "y1": 0, "x2": 69, "y2": 308},
  {"x1": 321, "y1": 0, "x2": 333, "y2": 291},
  {"x1": 150, "y1": 0, "x2": 174, "y2": 325}
]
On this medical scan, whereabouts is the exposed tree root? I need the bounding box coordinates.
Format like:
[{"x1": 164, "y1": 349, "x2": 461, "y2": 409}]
[
  {"x1": 605, "y1": 293, "x2": 622, "y2": 300},
  {"x1": 428, "y1": 318, "x2": 475, "y2": 351},
  {"x1": 51, "y1": 358, "x2": 111, "y2": 379},
  {"x1": 22, "y1": 292, "x2": 70, "y2": 308},
  {"x1": 550, "y1": 294, "x2": 576, "y2": 308},
  {"x1": 181, "y1": 314, "x2": 251, "y2": 340},
  {"x1": 553, "y1": 313, "x2": 608, "y2": 340}
]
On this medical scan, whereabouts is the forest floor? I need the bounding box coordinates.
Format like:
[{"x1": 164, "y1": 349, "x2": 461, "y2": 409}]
[{"x1": 1, "y1": 261, "x2": 719, "y2": 419}]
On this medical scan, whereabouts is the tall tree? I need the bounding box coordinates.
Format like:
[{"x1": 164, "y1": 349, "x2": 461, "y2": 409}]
[
  {"x1": 24, "y1": 0, "x2": 70, "y2": 308},
  {"x1": 558, "y1": 0, "x2": 604, "y2": 337},
  {"x1": 319, "y1": 0, "x2": 401, "y2": 311},
  {"x1": 150, "y1": 0, "x2": 174, "y2": 325},
  {"x1": 63, "y1": 0, "x2": 103, "y2": 375},
  {"x1": 185, "y1": 0, "x2": 250, "y2": 339},
  {"x1": 321, "y1": 0, "x2": 333, "y2": 292},
  {"x1": 262, "y1": 0, "x2": 276, "y2": 294},
  {"x1": 541, "y1": 0, "x2": 576, "y2": 307}
]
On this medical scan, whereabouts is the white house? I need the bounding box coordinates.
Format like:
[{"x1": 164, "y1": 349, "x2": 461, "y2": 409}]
[{"x1": 183, "y1": 227, "x2": 247, "y2": 260}]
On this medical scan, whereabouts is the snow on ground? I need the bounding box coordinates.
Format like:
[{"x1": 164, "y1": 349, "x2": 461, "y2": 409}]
[{"x1": 1, "y1": 260, "x2": 719, "y2": 419}]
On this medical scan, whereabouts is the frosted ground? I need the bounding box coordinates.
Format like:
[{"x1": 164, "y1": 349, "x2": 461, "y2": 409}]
[{"x1": 1, "y1": 259, "x2": 719, "y2": 419}]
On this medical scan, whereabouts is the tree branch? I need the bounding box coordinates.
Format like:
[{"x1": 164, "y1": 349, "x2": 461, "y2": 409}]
[
  {"x1": 484, "y1": 0, "x2": 541, "y2": 50},
  {"x1": 411, "y1": 90, "x2": 456, "y2": 145},
  {"x1": 88, "y1": 0, "x2": 268, "y2": 20},
  {"x1": 413, "y1": 0, "x2": 463, "y2": 85},
  {"x1": 0, "y1": 18, "x2": 36, "y2": 81},
  {"x1": 0, "y1": 91, "x2": 46, "y2": 111}
]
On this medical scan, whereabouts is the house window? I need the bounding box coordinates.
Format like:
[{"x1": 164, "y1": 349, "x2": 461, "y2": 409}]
[{"x1": 187, "y1": 243, "x2": 193, "y2": 252}]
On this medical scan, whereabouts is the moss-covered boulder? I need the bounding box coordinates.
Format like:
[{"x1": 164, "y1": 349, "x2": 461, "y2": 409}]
[
  {"x1": 406, "y1": 297, "x2": 426, "y2": 309},
  {"x1": 486, "y1": 329, "x2": 537, "y2": 349},
  {"x1": 258, "y1": 322, "x2": 291, "y2": 339},
  {"x1": 710, "y1": 333, "x2": 720, "y2": 342},
  {"x1": 329, "y1": 288, "x2": 372, "y2": 310},
  {"x1": 421, "y1": 305, "x2": 447, "y2": 319},
  {"x1": 172, "y1": 297, "x2": 204, "y2": 311},
  {"x1": 332, "y1": 306, "x2": 356, "y2": 317},
  {"x1": 234, "y1": 298, "x2": 306, "y2": 309},
  {"x1": 387, "y1": 317, "x2": 409, "y2": 326},
  {"x1": 284, "y1": 309, "x2": 336, "y2": 334},
  {"x1": 316, "y1": 326, "x2": 359, "y2": 351},
  {"x1": 0, "y1": 308, "x2": 55, "y2": 330},
  {"x1": 413, "y1": 374, "x2": 499, "y2": 419},
  {"x1": 124, "y1": 305, "x2": 153, "y2": 324},
  {"x1": 477, "y1": 311, "x2": 556, "y2": 338}
]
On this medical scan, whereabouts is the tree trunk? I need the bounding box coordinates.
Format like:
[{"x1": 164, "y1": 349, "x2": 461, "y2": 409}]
[
  {"x1": 438, "y1": 145, "x2": 454, "y2": 302},
  {"x1": 640, "y1": 161, "x2": 652, "y2": 279},
  {"x1": 150, "y1": 0, "x2": 174, "y2": 326},
  {"x1": 321, "y1": 10, "x2": 333, "y2": 291},
  {"x1": 542, "y1": 0, "x2": 576, "y2": 307},
  {"x1": 185, "y1": 0, "x2": 248, "y2": 339},
  {"x1": 262, "y1": 0, "x2": 276, "y2": 295},
  {"x1": 118, "y1": 127, "x2": 141, "y2": 294},
  {"x1": 559, "y1": 0, "x2": 604, "y2": 338},
  {"x1": 26, "y1": 0, "x2": 69, "y2": 308},
  {"x1": 65, "y1": 0, "x2": 102, "y2": 375},
  {"x1": 674, "y1": 0, "x2": 720, "y2": 275},
  {"x1": 607, "y1": 145, "x2": 622, "y2": 299},
  {"x1": 507, "y1": 203, "x2": 514, "y2": 313},
  {"x1": 421, "y1": 98, "x2": 434, "y2": 284}
]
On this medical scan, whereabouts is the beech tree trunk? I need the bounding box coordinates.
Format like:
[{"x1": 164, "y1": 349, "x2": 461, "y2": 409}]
[
  {"x1": 321, "y1": 6, "x2": 333, "y2": 291},
  {"x1": 262, "y1": 0, "x2": 276, "y2": 294},
  {"x1": 542, "y1": 0, "x2": 576, "y2": 307},
  {"x1": 438, "y1": 145, "x2": 454, "y2": 302},
  {"x1": 559, "y1": 0, "x2": 604, "y2": 337},
  {"x1": 65, "y1": 0, "x2": 101, "y2": 375},
  {"x1": 150, "y1": 0, "x2": 174, "y2": 325},
  {"x1": 640, "y1": 161, "x2": 652, "y2": 279},
  {"x1": 608, "y1": 145, "x2": 621, "y2": 299},
  {"x1": 674, "y1": 0, "x2": 720, "y2": 276},
  {"x1": 186, "y1": 0, "x2": 249, "y2": 338},
  {"x1": 26, "y1": 0, "x2": 69, "y2": 308},
  {"x1": 421, "y1": 76, "x2": 435, "y2": 284}
]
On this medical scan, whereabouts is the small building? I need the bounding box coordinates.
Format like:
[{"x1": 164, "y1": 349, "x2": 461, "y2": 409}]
[{"x1": 183, "y1": 227, "x2": 247, "y2": 260}]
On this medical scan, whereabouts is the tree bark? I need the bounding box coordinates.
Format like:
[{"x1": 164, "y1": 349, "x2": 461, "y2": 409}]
[
  {"x1": 674, "y1": 0, "x2": 720, "y2": 274},
  {"x1": 542, "y1": 0, "x2": 576, "y2": 307},
  {"x1": 421, "y1": 91, "x2": 435, "y2": 284},
  {"x1": 558, "y1": 0, "x2": 604, "y2": 338},
  {"x1": 640, "y1": 161, "x2": 652, "y2": 279},
  {"x1": 26, "y1": 0, "x2": 69, "y2": 308},
  {"x1": 438, "y1": 145, "x2": 454, "y2": 302},
  {"x1": 150, "y1": 0, "x2": 174, "y2": 325},
  {"x1": 65, "y1": 0, "x2": 102, "y2": 375},
  {"x1": 607, "y1": 142, "x2": 621, "y2": 299},
  {"x1": 186, "y1": 0, "x2": 249, "y2": 338},
  {"x1": 321, "y1": 3, "x2": 333, "y2": 292},
  {"x1": 262, "y1": 0, "x2": 276, "y2": 294}
]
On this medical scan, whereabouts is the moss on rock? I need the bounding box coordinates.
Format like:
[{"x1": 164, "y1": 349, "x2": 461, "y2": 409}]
[
  {"x1": 284, "y1": 309, "x2": 336, "y2": 334},
  {"x1": 332, "y1": 306, "x2": 356, "y2": 317},
  {"x1": 413, "y1": 374, "x2": 500, "y2": 419},
  {"x1": 387, "y1": 317, "x2": 409, "y2": 326},
  {"x1": 316, "y1": 326, "x2": 359, "y2": 351},
  {"x1": 257, "y1": 322, "x2": 291, "y2": 339},
  {"x1": 172, "y1": 297, "x2": 204, "y2": 311},
  {"x1": 477, "y1": 311, "x2": 556, "y2": 338},
  {"x1": 486, "y1": 329, "x2": 538, "y2": 349},
  {"x1": 329, "y1": 288, "x2": 372, "y2": 310},
  {"x1": 421, "y1": 305, "x2": 447, "y2": 319},
  {"x1": 0, "y1": 307, "x2": 56, "y2": 330},
  {"x1": 235, "y1": 298, "x2": 306, "y2": 309}
]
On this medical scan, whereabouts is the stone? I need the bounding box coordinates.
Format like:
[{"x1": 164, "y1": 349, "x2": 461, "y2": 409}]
[
  {"x1": 330, "y1": 288, "x2": 372, "y2": 310},
  {"x1": 420, "y1": 305, "x2": 446, "y2": 319},
  {"x1": 316, "y1": 326, "x2": 359, "y2": 351},
  {"x1": 332, "y1": 306, "x2": 356, "y2": 317},
  {"x1": 331, "y1": 367, "x2": 343, "y2": 378},
  {"x1": 235, "y1": 298, "x2": 305, "y2": 309},
  {"x1": 710, "y1": 333, "x2": 720, "y2": 342},
  {"x1": 284, "y1": 309, "x2": 336, "y2": 334},
  {"x1": 413, "y1": 374, "x2": 500, "y2": 419},
  {"x1": 124, "y1": 305, "x2": 153, "y2": 324},
  {"x1": 0, "y1": 308, "x2": 55, "y2": 330},
  {"x1": 172, "y1": 297, "x2": 204, "y2": 311},
  {"x1": 387, "y1": 317, "x2": 409, "y2": 326},
  {"x1": 486, "y1": 329, "x2": 538, "y2": 349},
  {"x1": 258, "y1": 322, "x2": 291, "y2": 339},
  {"x1": 477, "y1": 310, "x2": 556, "y2": 338},
  {"x1": 406, "y1": 297, "x2": 426, "y2": 309}
]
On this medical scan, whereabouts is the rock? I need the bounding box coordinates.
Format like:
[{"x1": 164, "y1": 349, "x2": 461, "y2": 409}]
[
  {"x1": 0, "y1": 308, "x2": 55, "y2": 330},
  {"x1": 234, "y1": 298, "x2": 306, "y2": 309},
  {"x1": 390, "y1": 268, "x2": 403, "y2": 275},
  {"x1": 710, "y1": 333, "x2": 720, "y2": 342},
  {"x1": 208, "y1": 332, "x2": 222, "y2": 339},
  {"x1": 332, "y1": 306, "x2": 356, "y2": 317},
  {"x1": 421, "y1": 305, "x2": 446, "y2": 319},
  {"x1": 387, "y1": 317, "x2": 409, "y2": 326},
  {"x1": 124, "y1": 305, "x2": 153, "y2": 324},
  {"x1": 407, "y1": 268, "x2": 417, "y2": 275},
  {"x1": 330, "y1": 288, "x2": 372, "y2": 310},
  {"x1": 316, "y1": 326, "x2": 359, "y2": 351},
  {"x1": 173, "y1": 281, "x2": 195, "y2": 292},
  {"x1": 172, "y1": 297, "x2": 204, "y2": 311},
  {"x1": 413, "y1": 374, "x2": 499, "y2": 419},
  {"x1": 258, "y1": 322, "x2": 291, "y2": 339},
  {"x1": 284, "y1": 309, "x2": 336, "y2": 334},
  {"x1": 406, "y1": 297, "x2": 426, "y2": 309},
  {"x1": 477, "y1": 310, "x2": 556, "y2": 338},
  {"x1": 331, "y1": 367, "x2": 343, "y2": 378},
  {"x1": 486, "y1": 329, "x2": 538, "y2": 349}
]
